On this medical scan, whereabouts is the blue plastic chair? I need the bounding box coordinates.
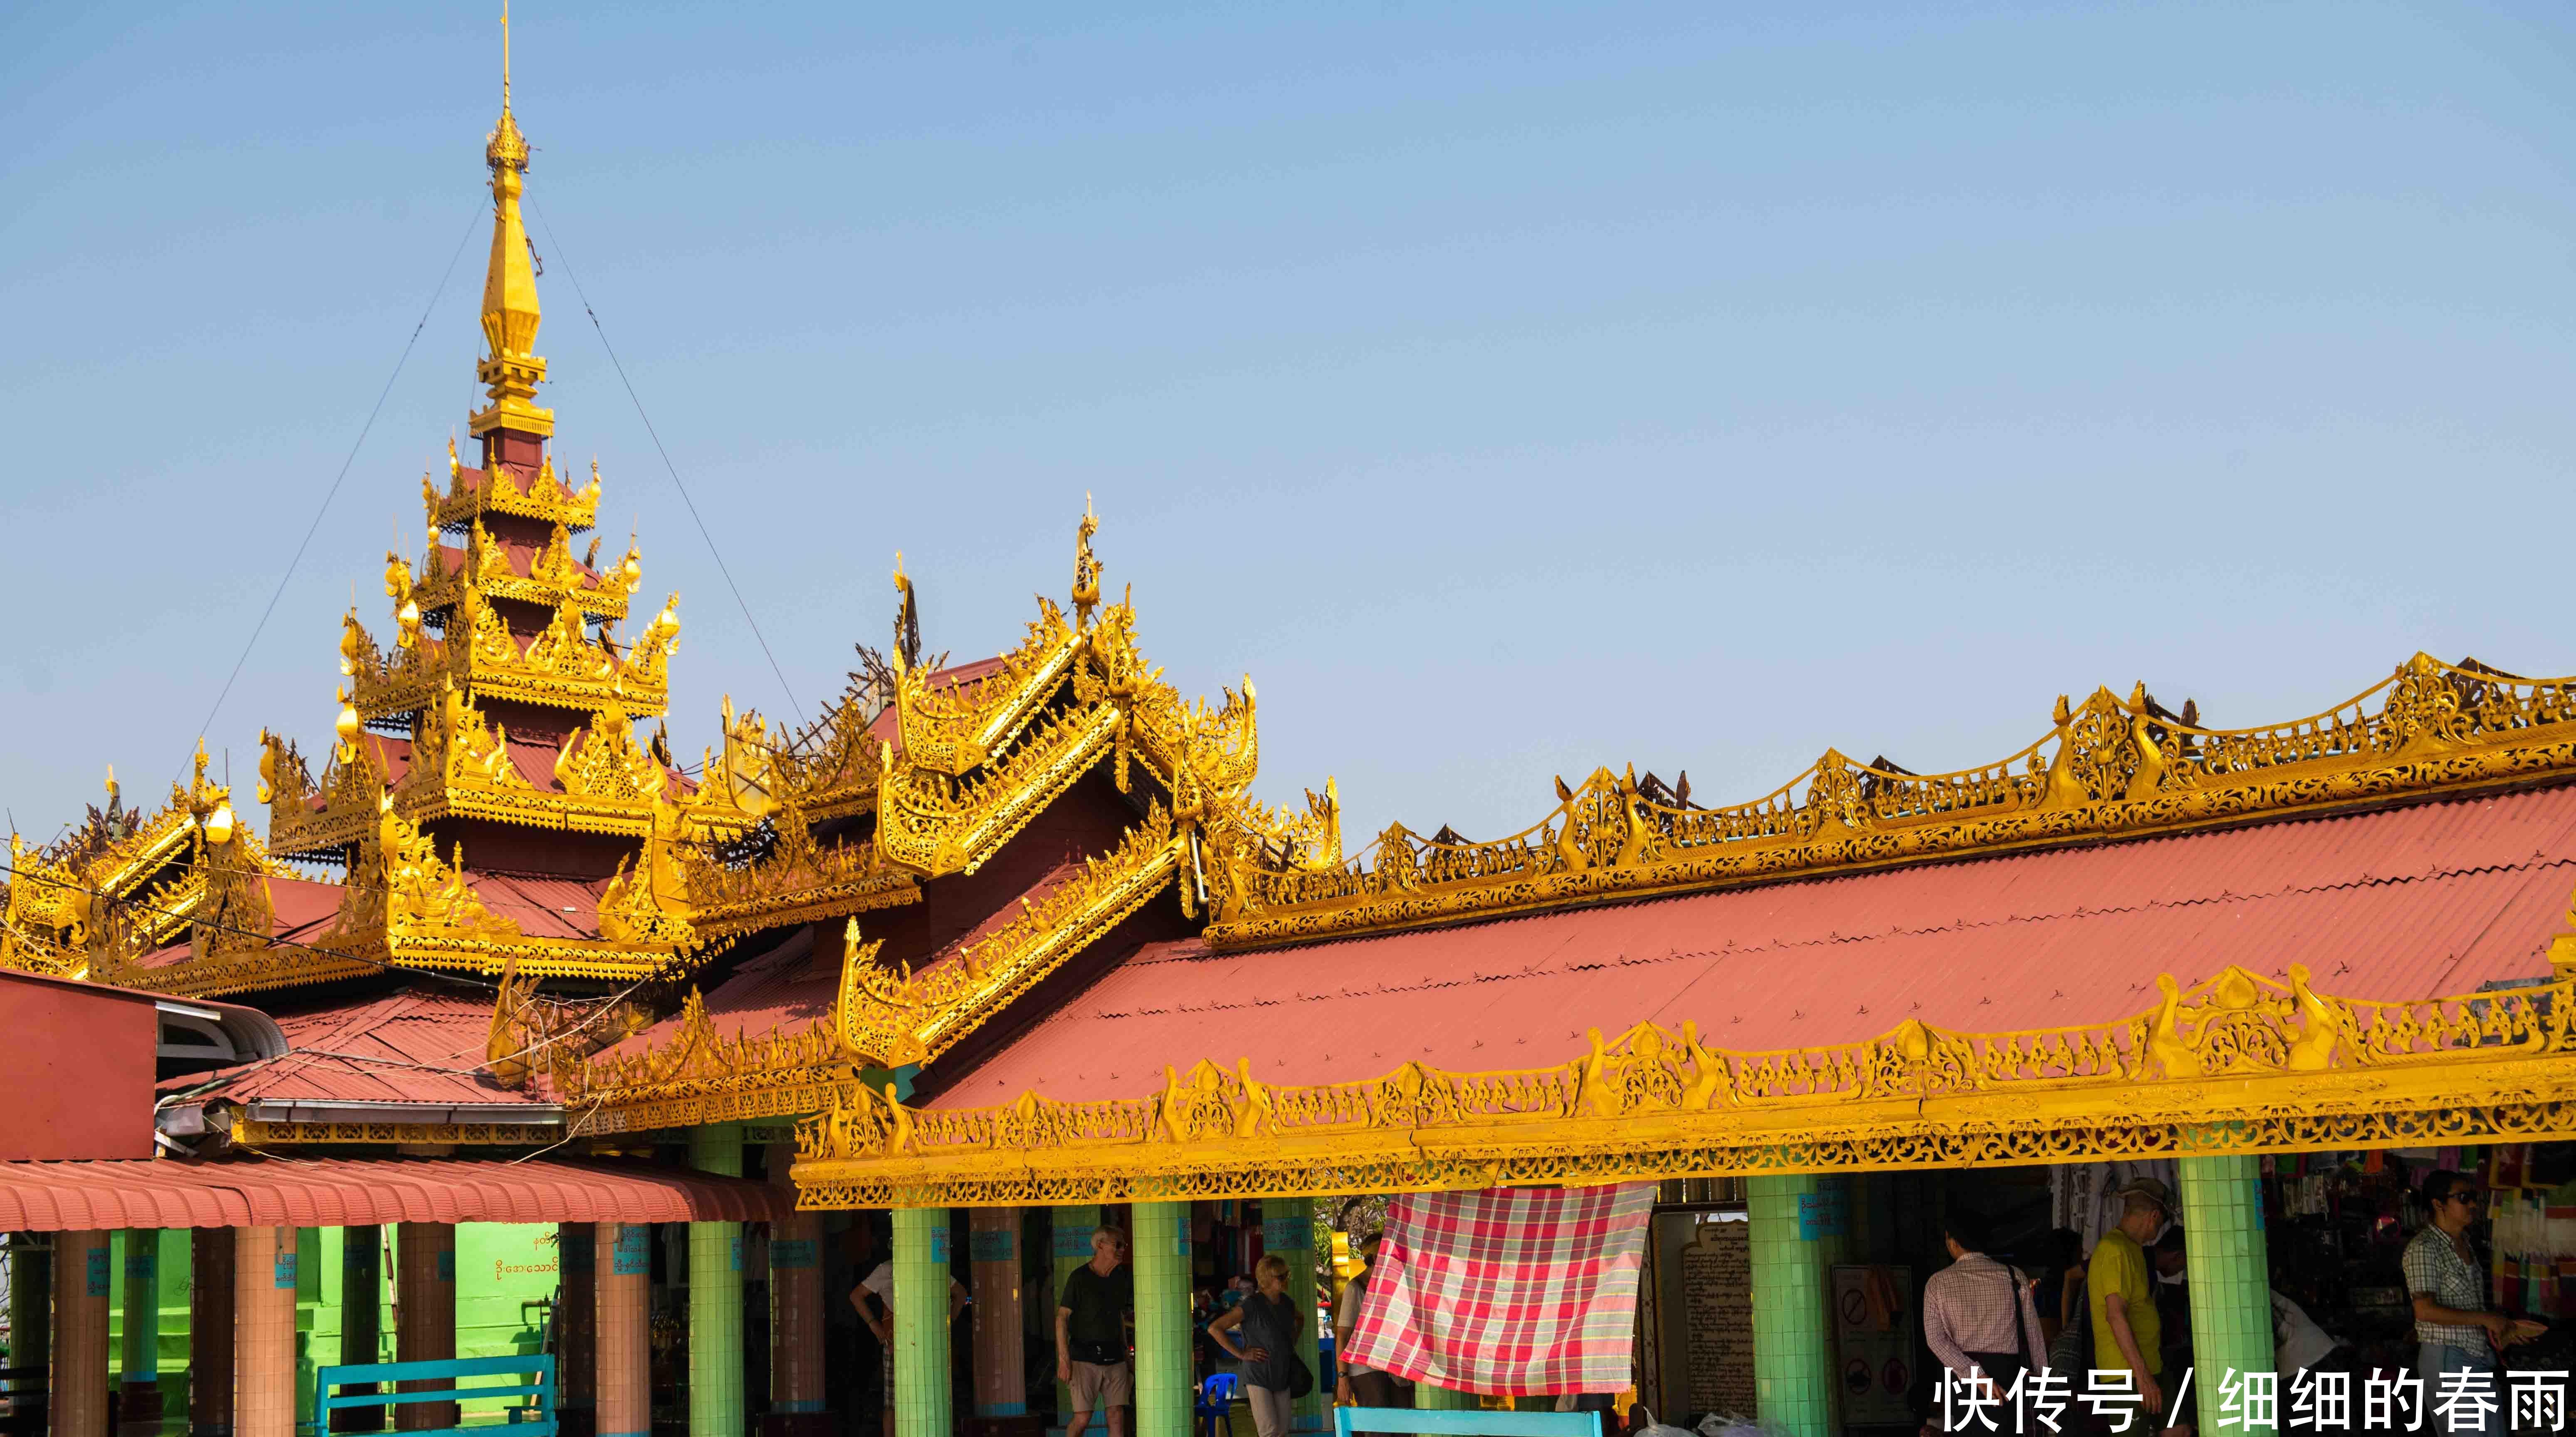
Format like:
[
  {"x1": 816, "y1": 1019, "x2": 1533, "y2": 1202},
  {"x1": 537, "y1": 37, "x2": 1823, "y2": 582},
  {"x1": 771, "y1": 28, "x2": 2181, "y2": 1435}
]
[{"x1": 1195, "y1": 1372, "x2": 1243, "y2": 1437}]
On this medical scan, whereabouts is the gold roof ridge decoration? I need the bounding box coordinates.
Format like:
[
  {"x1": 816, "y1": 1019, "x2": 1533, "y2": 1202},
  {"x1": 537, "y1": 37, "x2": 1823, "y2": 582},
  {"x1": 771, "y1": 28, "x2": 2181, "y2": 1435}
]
[
  {"x1": 837, "y1": 798, "x2": 1189, "y2": 1067},
  {"x1": 1201, "y1": 654, "x2": 2576, "y2": 949},
  {"x1": 671, "y1": 507, "x2": 1274, "y2": 936},
  {"x1": 790, "y1": 959, "x2": 2576, "y2": 1208},
  {"x1": 0, "y1": 748, "x2": 291, "y2": 981}
]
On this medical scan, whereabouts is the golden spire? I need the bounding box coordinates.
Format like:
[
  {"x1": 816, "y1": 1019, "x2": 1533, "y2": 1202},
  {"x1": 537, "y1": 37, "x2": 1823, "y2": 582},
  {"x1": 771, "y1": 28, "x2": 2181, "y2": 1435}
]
[{"x1": 471, "y1": 0, "x2": 552, "y2": 439}]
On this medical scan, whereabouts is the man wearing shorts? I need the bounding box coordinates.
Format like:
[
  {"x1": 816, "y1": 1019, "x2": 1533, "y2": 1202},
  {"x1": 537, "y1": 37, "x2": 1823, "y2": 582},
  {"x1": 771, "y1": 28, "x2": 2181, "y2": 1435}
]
[{"x1": 1056, "y1": 1226, "x2": 1134, "y2": 1437}]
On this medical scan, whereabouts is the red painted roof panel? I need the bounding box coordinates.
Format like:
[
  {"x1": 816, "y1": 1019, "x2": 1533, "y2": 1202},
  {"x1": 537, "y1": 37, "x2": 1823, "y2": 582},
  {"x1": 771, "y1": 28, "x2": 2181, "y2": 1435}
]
[{"x1": 925, "y1": 784, "x2": 2576, "y2": 1107}]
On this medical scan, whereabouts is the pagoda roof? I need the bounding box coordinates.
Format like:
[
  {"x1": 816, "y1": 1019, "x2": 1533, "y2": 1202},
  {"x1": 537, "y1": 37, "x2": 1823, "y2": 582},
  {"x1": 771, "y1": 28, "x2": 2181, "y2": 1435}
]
[{"x1": 160, "y1": 986, "x2": 544, "y2": 1114}]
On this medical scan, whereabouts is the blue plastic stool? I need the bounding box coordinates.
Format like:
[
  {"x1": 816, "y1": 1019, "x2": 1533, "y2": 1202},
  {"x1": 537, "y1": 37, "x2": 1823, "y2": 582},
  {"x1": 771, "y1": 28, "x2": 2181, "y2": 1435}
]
[{"x1": 1195, "y1": 1372, "x2": 1243, "y2": 1437}]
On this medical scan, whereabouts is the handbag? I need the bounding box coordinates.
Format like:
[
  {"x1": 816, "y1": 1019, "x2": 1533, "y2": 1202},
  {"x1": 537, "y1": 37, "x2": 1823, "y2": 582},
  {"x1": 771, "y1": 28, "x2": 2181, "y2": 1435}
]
[{"x1": 1288, "y1": 1353, "x2": 1314, "y2": 1400}]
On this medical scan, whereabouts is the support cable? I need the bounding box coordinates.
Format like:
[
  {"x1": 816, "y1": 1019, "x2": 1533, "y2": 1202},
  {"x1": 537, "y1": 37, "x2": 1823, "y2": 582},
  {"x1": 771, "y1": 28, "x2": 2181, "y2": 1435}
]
[
  {"x1": 183, "y1": 207, "x2": 485, "y2": 775},
  {"x1": 530, "y1": 197, "x2": 807, "y2": 726}
]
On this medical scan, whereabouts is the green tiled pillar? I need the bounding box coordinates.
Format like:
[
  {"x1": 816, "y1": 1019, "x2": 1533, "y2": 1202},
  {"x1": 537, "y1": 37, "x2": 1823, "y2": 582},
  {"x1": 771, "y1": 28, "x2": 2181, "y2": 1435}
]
[
  {"x1": 1051, "y1": 1204, "x2": 1101, "y2": 1425},
  {"x1": 1746, "y1": 1175, "x2": 1832, "y2": 1437},
  {"x1": 689, "y1": 1125, "x2": 746, "y2": 1437},
  {"x1": 2179, "y1": 1155, "x2": 2271, "y2": 1435},
  {"x1": 1260, "y1": 1206, "x2": 1322, "y2": 1433},
  {"x1": 1415, "y1": 1387, "x2": 1478, "y2": 1410},
  {"x1": 1132, "y1": 1204, "x2": 1190, "y2": 1437},
  {"x1": 116, "y1": 1229, "x2": 165, "y2": 1428},
  {"x1": 892, "y1": 1209, "x2": 954, "y2": 1437}
]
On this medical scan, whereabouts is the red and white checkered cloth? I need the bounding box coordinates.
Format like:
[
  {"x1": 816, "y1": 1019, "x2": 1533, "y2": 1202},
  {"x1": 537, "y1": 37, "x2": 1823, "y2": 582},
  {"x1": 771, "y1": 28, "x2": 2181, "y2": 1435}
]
[{"x1": 1345, "y1": 1184, "x2": 1655, "y2": 1396}]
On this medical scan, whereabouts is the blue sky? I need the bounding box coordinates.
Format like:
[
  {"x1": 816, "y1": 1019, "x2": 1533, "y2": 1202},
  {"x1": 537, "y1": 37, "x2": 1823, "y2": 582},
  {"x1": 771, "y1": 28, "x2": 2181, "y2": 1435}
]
[{"x1": 2, "y1": 1, "x2": 2571, "y2": 848}]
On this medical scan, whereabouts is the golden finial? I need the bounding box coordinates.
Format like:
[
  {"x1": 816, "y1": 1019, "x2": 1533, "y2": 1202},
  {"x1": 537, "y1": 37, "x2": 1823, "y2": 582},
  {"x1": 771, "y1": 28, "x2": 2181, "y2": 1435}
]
[
  {"x1": 1072, "y1": 496, "x2": 1102, "y2": 628},
  {"x1": 472, "y1": 0, "x2": 549, "y2": 439}
]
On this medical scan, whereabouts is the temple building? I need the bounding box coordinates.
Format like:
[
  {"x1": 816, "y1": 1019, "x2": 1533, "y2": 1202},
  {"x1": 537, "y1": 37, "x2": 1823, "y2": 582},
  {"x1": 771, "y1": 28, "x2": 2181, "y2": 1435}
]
[{"x1": 8, "y1": 32, "x2": 2576, "y2": 1437}]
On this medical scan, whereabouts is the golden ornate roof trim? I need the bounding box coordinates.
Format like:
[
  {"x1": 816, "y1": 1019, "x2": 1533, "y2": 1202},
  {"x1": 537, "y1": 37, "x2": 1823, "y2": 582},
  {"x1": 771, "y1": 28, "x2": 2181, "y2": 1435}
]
[
  {"x1": 876, "y1": 700, "x2": 1126, "y2": 877},
  {"x1": 407, "y1": 521, "x2": 635, "y2": 622},
  {"x1": 1202, "y1": 654, "x2": 2576, "y2": 950},
  {"x1": 343, "y1": 590, "x2": 677, "y2": 725},
  {"x1": 565, "y1": 986, "x2": 892, "y2": 1135},
  {"x1": 838, "y1": 801, "x2": 1188, "y2": 1066},
  {"x1": 792, "y1": 963, "x2": 2576, "y2": 1208},
  {"x1": 684, "y1": 800, "x2": 923, "y2": 945},
  {"x1": 891, "y1": 600, "x2": 1080, "y2": 776},
  {"x1": 424, "y1": 445, "x2": 602, "y2": 534}
]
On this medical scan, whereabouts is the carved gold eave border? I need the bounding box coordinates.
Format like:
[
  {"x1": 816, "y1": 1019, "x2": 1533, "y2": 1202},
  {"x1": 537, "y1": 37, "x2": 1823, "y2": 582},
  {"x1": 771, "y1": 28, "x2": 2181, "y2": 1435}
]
[
  {"x1": 1205, "y1": 725, "x2": 2576, "y2": 951},
  {"x1": 143, "y1": 948, "x2": 379, "y2": 999},
  {"x1": 838, "y1": 814, "x2": 1187, "y2": 1066},
  {"x1": 792, "y1": 1051, "x2": 2576, "y2": 1209},
  {"x1": 581, "y1": 1068, "x2": 881, "y2": 1136},
  {"x1": 232, "y1": 1119, "x2": 559, "y2": 1147},
  {"x1": 876, "y1": 700, "x2": 1125, "y2": 877},
  {"x1": 689, "y1": 872, "x2": 921, "y2": 945},
  {"x1": 790, "y1": 964, "x2": 2576, "y2": 1208},
  {"x1": 381, "y1": 931, "x2": 682, "y2": 981}
]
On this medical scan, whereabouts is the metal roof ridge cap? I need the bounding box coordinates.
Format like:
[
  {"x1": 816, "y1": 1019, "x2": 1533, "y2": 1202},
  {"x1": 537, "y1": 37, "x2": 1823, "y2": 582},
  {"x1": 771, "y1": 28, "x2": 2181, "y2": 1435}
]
[{"x1": 245, "y1": 1099, "x2": 564, "y2": 1124}]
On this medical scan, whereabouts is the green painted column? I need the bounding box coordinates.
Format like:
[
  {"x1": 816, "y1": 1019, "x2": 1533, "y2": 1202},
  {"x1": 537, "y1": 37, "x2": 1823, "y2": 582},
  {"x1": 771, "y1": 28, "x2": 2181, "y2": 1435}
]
[
  {"x1": 689, "y1": 1125, "x2": 746, "y2": 1437},
  {"x1": 1414, "y1": 1387, "x2": 1478, "y2": 1411},
  {"x1": 1132, "y1": 1204, "x2": 1190, "y2": 1437},
  {"x1": 119, "y1": 1229, "x2": 164, "y2": 1423},
  {"x1": 891, "y1": 1209, "x2": 953, "y2": 1437},
  {"x1": 1051, "y1": 1204, "x2": 1101, "y2": 1423},
  {"x1": 1746, "y1": 1175, "x2": 1832, "y2": 1437},
  {"x1": 1260, "y1": 1205, "x2": 1322, "y2": 1433},
  {"x1": 2178, "y1": 1155, "x2": 2272, "y2": 1436}
]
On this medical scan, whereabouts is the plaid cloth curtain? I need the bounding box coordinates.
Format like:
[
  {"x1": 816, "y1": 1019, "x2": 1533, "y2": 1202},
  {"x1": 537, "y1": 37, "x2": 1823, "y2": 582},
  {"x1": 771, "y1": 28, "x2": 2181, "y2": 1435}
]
[{"x1": 1345, "y1": 1183, "x2": 1655, "y2": 1396}]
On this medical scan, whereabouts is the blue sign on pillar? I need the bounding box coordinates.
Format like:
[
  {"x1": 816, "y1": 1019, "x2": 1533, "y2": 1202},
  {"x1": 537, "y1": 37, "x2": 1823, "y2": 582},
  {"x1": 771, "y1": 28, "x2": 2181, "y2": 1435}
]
[{"x1": 612, "y1": 1226, "x2": 651, "y2": 1276}]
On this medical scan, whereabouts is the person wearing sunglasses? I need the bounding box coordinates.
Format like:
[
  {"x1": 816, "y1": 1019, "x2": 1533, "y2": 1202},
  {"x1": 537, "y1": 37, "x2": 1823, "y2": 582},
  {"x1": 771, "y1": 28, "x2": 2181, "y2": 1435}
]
[{"x1": 2402, "y1": 1169, "x2": 2512, "y2": 1433}]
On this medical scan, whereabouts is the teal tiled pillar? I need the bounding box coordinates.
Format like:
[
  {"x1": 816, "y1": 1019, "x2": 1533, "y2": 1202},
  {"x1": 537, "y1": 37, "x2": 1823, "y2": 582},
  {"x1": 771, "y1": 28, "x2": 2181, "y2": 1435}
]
[
  {"x1": 892, "y1": 1209, "x2": 954, "y2": 1437},
  {"x1": 119, "y1": 1229, "x2": 164, "y2": 1425},
  {"x1": 2178, "y1": 1155, "x2": 2272, "y2": 1435},
  {"x1": 688, "y1": 1125, "x2": 746, "y2": 1437},
  {"x1": 1132, "y1": 1204, "x2": 1190, "y2": 1437},
  {"x1": 1051, "y1": 1205, "x2": 1101, "y2": 1425},
  {"x1": 1746, "y1": 1176, "x2": 1832, "y2": 1437}
]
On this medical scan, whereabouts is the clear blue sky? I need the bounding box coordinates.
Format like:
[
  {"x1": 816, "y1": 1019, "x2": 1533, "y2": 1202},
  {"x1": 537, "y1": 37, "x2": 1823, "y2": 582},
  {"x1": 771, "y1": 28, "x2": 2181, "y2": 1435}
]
[{"x1": 3, "y1": 2, "x2": 2571, "y2": 850}]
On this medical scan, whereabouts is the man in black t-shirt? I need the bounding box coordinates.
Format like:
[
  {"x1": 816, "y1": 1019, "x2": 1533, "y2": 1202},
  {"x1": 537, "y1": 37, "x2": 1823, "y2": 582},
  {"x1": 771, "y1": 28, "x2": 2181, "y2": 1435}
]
[{"x1": 1056, "y1": 1226, "x2": 1135, "y2": 1437}]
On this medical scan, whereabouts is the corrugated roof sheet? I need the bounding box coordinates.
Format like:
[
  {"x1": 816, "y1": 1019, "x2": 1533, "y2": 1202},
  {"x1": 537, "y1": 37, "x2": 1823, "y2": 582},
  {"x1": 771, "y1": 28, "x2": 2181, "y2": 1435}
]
[
  {"x1": 0, "y1": 1156, "x2": 785, "y2": 1231},
  {"x1": 167, "y1": 987, "x2": 540, "y2": 1107},
  {"x1": 924, "y1": 783, "x2": 2576, "y2": 1108}
]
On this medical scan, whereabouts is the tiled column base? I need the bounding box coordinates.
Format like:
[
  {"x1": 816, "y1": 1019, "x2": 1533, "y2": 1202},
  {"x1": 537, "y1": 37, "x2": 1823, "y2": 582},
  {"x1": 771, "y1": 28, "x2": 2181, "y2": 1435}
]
[
  {"x1": 2179, "y1": 1155, "x2": 2273, "y2": 1435},
  {"x1": 119, "y1": 1230, "x2": 164, "y2": 1430},
  {"x1": 232, "y1": 1227, "x2": 298, "y2": 1437},
  {"x1": 335, "y1": 1227, "x2": 384, "y2": 1433},
  {"x1": 394, "y1": 1224, "x2": 457, "y2": 1431},
  {"x1": 1746, "y1": 1176, "x2": 1831, "y2": 1437},
  {"x1": 1050, "y1": 1206, "x2": 1100, "y2": 1427},
  {"x1": 1414, "y1": 1387, "x2": 1478, "y2": 1411},
  {"x1": 689, "y1": 1125, "x2": 746, "y2": 1437},
  {"x1": 596, "y1": 1224, "x2": 652, "y2": 1437},
  {"x1": 53, "y1": 1229, "x2": 112, "y2": 1437},
  {"x1": 1132, "y1": 1205, "x2": 1189, "y2": 1437},
  {"x1": 892, "y1": 1209, "x2": 953, "y2": 1437}
]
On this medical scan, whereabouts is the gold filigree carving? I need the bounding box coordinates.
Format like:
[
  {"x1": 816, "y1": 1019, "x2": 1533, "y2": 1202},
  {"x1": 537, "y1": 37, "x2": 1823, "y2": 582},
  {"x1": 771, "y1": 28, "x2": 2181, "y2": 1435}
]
[
  {"x1": 1205, "y1": 656, "x2": 2576, "y2": 949},
  {"x1": 836, "y1": 803, "x2": 1188, "y2": 1065},
  {"x1": 791, "y1": 966, "x2": 2576, "y2": 1208}
]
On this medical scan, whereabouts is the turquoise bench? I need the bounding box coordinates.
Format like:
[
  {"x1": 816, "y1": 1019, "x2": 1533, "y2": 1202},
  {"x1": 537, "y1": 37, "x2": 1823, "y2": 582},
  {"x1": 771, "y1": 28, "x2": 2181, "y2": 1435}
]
[
  {"x1": 312, "y1": 1355, "x2": 557, "y2": 1437},
  {"x1": 1334, "y1": 1408, "x2": 1602, "y2": 1437}
]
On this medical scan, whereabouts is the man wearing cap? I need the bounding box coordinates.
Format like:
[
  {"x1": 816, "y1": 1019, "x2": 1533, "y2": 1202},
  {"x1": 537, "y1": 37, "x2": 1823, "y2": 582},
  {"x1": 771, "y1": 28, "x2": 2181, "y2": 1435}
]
[{"x1": 2089, "y1": 1177, "x2": 2187, "y2": 1435}]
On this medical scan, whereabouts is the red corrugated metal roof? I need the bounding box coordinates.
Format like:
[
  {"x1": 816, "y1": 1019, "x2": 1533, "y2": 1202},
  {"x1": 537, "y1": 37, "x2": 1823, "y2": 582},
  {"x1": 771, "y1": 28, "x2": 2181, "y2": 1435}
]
[
  {"x1": 166, "y1": 988, "x2": 542, "y2": 1107},
  {"x1": 924, "y1": 783, "x2": 2576, "y2": 1108},
  {"x1": 473, "y1": 873, "x2": 604, "y2": 941},
  {"x1": 0, "y1": 1156, "x2": 786, "y2": 1231},
  {"x1": 132, "y1": 875, "x2": 348, "y2": 971}
]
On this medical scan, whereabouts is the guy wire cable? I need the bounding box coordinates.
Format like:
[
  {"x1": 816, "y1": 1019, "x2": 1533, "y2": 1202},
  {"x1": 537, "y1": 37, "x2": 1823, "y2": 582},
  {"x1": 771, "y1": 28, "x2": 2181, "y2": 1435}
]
[
  {"x1": 182, "y1": 206, "x2": 485, "y2": 784},
  {"x1": 529, "y1": 196, "x2": 808, "y2": 728}
]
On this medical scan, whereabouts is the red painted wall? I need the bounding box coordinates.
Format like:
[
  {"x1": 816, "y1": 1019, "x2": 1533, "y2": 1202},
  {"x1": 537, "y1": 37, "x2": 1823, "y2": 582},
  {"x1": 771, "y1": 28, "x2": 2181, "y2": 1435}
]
[{"x1": 0, "y1": 974, "x2": 157, "y2": 1160}]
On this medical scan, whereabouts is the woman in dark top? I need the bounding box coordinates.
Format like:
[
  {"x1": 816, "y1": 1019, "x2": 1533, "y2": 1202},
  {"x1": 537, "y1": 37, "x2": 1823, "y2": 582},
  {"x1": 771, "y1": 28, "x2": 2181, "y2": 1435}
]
[{"x1": 1207, "y1": 1254, "x2": 1300, "y2": 1437}]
